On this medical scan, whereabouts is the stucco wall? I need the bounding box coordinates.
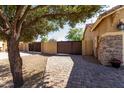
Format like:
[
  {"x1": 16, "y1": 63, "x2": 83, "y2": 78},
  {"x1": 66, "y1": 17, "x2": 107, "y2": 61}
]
[
  {"x1": 0, "y1": 41, "x2": 29, "y2": 52},
  {"x1": 19, "y1": 42, "x2": 29, "y2": 52},
  {"x1": 82, "y1": 24, "x2": 94, "y2": 56},
  {"x1": 83, "y1": 26, "x2": 93, "y2": 41},
  {"x1": 41, "y1": 42, "x2": 57, "y2": 54},
  {"x1": 41, "y1": 43, "x2": 44, "y2": 53},
  {"x1": 93, "y1": 9, "x2": 124, "y2": 36},
  {"x1": 98, "y1": 32, "x2": 124, "y2": 65},
  {"x1": 0, "y1": 41, "x2": 7, "y2": 51},
  {"x1": 3, "y1": 42, "x2": 7, "y2": 51},
  {"x1": 91, "y1": 8, "x2": 124, "y2": 57},
  {"x1": 82, "y1": 40, "x2": 93, "y2": 56}
]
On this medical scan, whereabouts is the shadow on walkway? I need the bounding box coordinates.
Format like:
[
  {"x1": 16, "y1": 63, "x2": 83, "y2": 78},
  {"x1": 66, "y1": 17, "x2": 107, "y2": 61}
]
[
  {"x1": 0, "y1": 65, "x2": 13, "y2": 87},
  {"x1": 22, "y1": 71, "x2": 45, "y2": 88},
  {"x1": 66, "y1": 55, "x2": 124, "y2": 88}
]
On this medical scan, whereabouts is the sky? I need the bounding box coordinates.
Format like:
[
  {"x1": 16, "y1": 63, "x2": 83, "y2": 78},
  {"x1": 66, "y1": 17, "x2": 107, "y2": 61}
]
[
  {"x1": 47, "y1": 15, "x2": 96, "y2": 41},
  {"x1": 37, "y1": 5, "x2": 116, "y2": 41}
]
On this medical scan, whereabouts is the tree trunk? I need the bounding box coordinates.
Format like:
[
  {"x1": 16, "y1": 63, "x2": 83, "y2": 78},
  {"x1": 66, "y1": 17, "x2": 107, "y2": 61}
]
[{"x1": 7, "y1": 37, "x2": 24, "y2": 88}]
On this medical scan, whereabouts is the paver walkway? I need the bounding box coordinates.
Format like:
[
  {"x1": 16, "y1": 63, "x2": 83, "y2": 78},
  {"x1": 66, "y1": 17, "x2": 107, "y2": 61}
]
[{"x1": 43, "y1": 55, "x2": 124, "y2": 88}]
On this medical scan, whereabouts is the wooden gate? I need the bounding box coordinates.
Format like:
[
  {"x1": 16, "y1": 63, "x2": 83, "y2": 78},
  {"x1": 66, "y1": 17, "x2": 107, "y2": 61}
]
[
  {"x1": 29, "y1": 42, "x2": 41, "y2": 52},
  {"x1": 57, "y1": 41, "x2": 82, "y2": 54}
]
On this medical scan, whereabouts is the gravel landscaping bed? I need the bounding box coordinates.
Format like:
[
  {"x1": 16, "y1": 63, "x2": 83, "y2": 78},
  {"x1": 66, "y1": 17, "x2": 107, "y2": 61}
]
[{"x1": 0, "y1": 54, "x2": 47, "y2": 88}]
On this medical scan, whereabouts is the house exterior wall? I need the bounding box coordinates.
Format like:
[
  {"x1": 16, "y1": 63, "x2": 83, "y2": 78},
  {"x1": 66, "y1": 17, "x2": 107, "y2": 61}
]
[
  {"x1": 91, "y1": 8, "x2": 124, "y2": 57},
  {"x1": 82, "y1": 25, "x2": 94, "y2": 55},
  {"x1": 82, "y1": 40, "x2": 93, "y2": 55}
]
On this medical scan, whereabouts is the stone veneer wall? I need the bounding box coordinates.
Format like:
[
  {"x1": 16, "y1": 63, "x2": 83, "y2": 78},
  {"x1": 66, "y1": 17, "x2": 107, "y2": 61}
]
[{"x1": 98, "y1": 34, "x2": 123, "y2": 65}]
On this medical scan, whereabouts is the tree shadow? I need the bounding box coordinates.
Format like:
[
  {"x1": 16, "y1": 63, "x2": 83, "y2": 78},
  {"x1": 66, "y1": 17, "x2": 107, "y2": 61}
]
[
  {"x1": 22, "y1": 71, "x2": 45, "y2": 88},
  {"x1": 0, "y1": 65, "x2": 13, "y2": 88},
  {"x1": 22, "y1": 70, "x2": 55, "y2": 88},
  {"x1": 0, "y1": 55, "x2": 48, "y2": 88},
  {"x1": 66, "y1": 55, "x2": 124, "y2": 88},
  {"x1": 0, "y1": 65, "x2": 10, "y2": 77},
  {"x1": 41, "y1": 73, "x2": 66, "y2": 88},
  {"x1": 0, "y1": 68, "x2": 47, "y2": 88}
]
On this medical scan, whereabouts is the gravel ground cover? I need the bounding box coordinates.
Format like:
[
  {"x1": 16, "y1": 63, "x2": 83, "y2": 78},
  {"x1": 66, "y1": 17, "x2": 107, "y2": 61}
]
[{"x1": 0, "y1": 53, "x2": 47, "y2": 88}]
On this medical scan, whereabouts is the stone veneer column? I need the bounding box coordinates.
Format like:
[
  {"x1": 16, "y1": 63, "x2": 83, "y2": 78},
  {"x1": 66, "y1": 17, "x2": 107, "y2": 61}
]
[{"x1": 98, "y1": 32, "x2": 123, "y2": 66}]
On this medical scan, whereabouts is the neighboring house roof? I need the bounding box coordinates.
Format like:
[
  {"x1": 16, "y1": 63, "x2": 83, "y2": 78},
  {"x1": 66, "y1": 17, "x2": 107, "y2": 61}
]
[
  {"x1": 85, "y1": 23, "x2": 93, "y2": 30},
  {"x1": 91, "y1": 5, "x2": 124, "y2": 32}
]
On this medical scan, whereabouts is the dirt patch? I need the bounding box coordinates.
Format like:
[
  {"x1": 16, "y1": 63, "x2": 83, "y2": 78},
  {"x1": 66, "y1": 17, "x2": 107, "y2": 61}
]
[{"x1": 0, "y1": 54, "x2": 47, "y2": 88}]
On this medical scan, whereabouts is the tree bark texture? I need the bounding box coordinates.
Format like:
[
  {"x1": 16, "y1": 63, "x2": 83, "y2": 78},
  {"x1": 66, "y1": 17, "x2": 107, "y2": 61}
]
[{"x1": 7, "y1": 37, "x2": 24, "y2": 88}]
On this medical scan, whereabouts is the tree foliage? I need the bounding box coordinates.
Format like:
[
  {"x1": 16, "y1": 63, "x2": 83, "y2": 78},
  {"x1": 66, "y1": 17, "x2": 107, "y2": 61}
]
[
  {"x1": 0, "y1": 5, "x2": 104, "y2": 42},
  {"x1": 66, "y1": 28, "x2": 83, "y2": 41},
  {"x1": 49, "y1": 38, "x2": 57, "y2": 42},
  {"x1": 0, "y1": 5, "x2": 105, "y2": 87},
  {"x1": 41, "y1": 35, "x2": 48, "y2": 42}
]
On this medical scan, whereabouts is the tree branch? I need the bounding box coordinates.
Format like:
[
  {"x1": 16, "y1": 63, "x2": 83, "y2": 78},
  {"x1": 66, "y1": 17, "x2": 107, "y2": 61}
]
[
  {"x1": 0, "y1": 9, "x2": 11, "y2": 34},
  {"x1": 0, "y1": 26, "x2": 10, "y2": 36},
  {"x1": 15, "y1": 6, "x2": 26, "y2": 21},
  {"x1": 16, "y1": 6, "x2": 31, "y2": 40},
  {"x1": 24, "y1": 12, "x2": 76, "y2": 27},
  {"x1": 30, "y1": 5, "x2": 48, "y2": 11},
  {"x1": 19, "y1": 5, "x2": 31, "y2": 24},
  {"x1": 0, "y1": 26, "x2": 4, "y2": 32}
]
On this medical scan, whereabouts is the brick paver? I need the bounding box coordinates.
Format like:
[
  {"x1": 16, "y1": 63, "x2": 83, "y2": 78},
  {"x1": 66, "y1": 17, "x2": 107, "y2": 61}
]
[{"x1": 43, "y1": 55, "x2": 124, "y2": 88}]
